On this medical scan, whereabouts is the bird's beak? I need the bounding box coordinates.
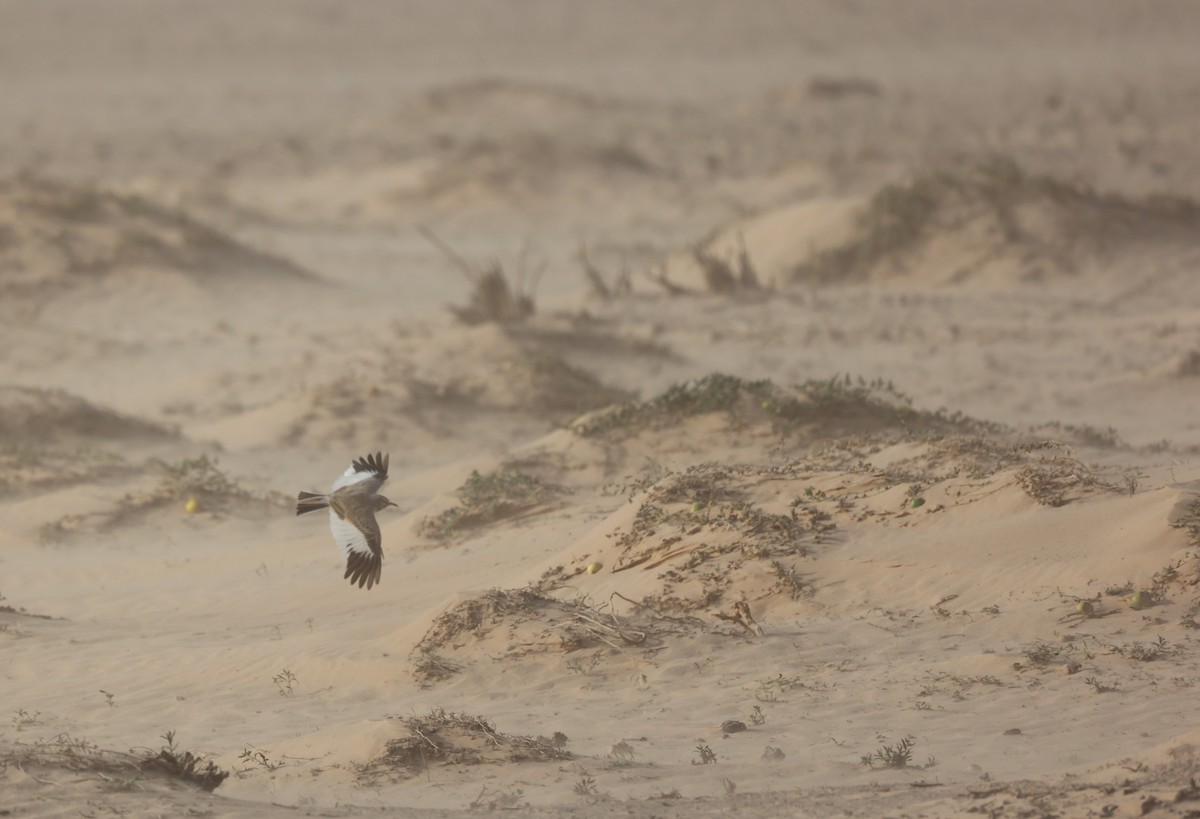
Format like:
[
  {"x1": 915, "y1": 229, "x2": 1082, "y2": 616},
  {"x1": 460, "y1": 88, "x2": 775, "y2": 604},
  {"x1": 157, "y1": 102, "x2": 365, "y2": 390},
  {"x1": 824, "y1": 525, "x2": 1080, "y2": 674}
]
[{"x1": 388, "y1": 500, "x2": 399, "y2": 508}]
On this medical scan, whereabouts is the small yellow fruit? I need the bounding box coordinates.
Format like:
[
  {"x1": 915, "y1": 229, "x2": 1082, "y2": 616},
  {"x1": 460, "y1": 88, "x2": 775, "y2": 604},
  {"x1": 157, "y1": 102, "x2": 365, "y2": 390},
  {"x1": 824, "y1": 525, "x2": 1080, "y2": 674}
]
[
  {"x1": 1076, "y1": 601, "x2": 1094, "y2": 615},
  {"x1": 184, "y1": 498, "x2": 199, "y2": 514},
  {"x1": 586, "y1": 562, "x2": 603, "y2": 575},
  {"x1": 1128, "y1": 591, "x2": 1152, "y2": 610}
]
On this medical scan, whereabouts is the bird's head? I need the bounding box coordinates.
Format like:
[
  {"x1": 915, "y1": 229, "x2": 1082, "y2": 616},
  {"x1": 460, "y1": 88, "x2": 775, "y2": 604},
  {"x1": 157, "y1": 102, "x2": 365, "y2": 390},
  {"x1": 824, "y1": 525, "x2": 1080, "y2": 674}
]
[{"x1": 374, "y1": 495, "x2": 399, "y2": 513}]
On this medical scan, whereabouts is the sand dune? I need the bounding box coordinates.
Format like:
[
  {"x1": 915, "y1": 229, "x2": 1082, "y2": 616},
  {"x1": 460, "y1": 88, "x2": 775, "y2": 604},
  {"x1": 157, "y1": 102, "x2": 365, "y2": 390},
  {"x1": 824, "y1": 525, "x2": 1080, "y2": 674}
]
[
  {"x1": 7, "y1": 3, "x2": 1200, "y2": 818},
  {"x1": 0, "y1": 174, "x2": 315, "y2": 317},
  {"x1": 667, "y1": 159, "x2": 1200, "y2": 291}
]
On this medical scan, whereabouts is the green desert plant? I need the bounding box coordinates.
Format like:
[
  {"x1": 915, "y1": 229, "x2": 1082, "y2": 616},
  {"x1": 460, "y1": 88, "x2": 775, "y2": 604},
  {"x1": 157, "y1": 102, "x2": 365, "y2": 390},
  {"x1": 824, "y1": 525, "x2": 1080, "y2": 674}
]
[
  {"x1": 860, "y1": 736, "x2": 936, "y2": 770},
  {"x1": 1023, "y1": 642, "x2": 1066, "y2": 666},
  {"x1": 272, "y1": 668, "x2": 297, "y2": 697},
  {"x1": 418, "y1": 469, "x2": 551, "y2": 540},
  {"x1": 573, "y1": 775, "x2": 599, "y2": 796},
  {"x1": 141, "y1": 730, "x2": 229, "y2": 792},
  {"x1": 1085, "y1": 676, "x2": 1119, "y2": 694}
]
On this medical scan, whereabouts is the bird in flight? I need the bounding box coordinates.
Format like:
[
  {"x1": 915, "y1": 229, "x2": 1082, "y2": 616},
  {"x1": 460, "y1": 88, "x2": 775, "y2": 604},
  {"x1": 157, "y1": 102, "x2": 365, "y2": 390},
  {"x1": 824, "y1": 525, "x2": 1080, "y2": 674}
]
[{"x1": 296, "y1": 452, "x2": 397, "y2": 589}]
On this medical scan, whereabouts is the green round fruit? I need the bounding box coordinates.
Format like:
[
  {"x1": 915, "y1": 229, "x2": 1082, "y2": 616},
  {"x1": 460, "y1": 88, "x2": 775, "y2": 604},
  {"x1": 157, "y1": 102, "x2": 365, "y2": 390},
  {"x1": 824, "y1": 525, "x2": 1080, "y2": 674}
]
[
  {"x1": 1128, "y1": 591, "x2": 1152, "y2": 610},
  {"x1": 1076, "y1": 601, "x2": 1094, "y2": 615},
  {"x1": 910, "y1": 497, "x2": 925, "y2": 509},
  {"x1": 586, "y1": 562, "x2": 603, "y2": 575}
]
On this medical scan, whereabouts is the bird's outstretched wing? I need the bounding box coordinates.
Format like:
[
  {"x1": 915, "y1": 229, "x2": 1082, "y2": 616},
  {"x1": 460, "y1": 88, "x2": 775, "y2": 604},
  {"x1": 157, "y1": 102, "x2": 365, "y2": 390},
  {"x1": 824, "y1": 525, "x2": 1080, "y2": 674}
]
[
  {"x1": 328, "y1": 499, "x2": 383, "y2": 590},
  {"x1": 331, "y1": 451, "x2": 389, "y2": 493}
]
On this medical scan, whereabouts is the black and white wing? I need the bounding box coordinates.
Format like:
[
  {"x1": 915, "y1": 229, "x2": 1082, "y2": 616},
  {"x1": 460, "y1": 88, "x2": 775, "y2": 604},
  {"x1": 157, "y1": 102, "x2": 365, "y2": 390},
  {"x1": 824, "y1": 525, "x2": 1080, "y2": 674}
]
[
  {"x1": 328, "y1": 499, "x2": 383, "y2": 590},
  {"x1": 331, "y1": 451, "x2": 389, "y2": 494}
]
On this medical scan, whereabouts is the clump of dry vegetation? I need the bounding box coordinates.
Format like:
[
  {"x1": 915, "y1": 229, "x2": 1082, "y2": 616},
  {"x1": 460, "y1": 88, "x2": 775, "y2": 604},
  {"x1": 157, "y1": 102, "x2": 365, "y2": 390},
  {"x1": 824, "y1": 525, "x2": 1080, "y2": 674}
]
[
  {"x1": 418, "y1": 468, "x2": 554, "y2": 540},
  {"x1": 605, "y1": 463, "x2": 829, "y2": 614},
  {"x1": 418, "y1": 225, "x2": 538, "y2": 324},
  {"x1": 1011, "y1": 441, "x2": 1116, "y2": 506},
  {"x1": 690, "y1": 234, "x2": 762, "y2": 294},
  {"x1": 410, "y1": 586, "x2": 656, "y2": 685},
  {"x1": 139, "y1": 730, "x2": 229, "y2": 792},
  {"x1": 355, "y1": 708, "x2": 571, "y2": 784},
  {"x1": 0, "y1": 730, "x2": 228, "y2": 793}
]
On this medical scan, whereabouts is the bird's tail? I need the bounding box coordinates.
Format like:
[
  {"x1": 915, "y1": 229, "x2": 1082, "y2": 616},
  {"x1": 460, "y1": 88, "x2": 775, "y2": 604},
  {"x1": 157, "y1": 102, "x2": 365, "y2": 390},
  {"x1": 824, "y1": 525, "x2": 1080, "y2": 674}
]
[{"x1": 296, "y1": 491, "x2": 328, "y2": 516}]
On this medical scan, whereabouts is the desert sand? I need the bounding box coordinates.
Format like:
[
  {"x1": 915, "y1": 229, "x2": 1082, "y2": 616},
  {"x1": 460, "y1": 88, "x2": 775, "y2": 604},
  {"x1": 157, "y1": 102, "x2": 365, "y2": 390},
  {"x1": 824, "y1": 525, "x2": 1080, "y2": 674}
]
[{"x1": 5, "y1": 2, "x2": 1200, "y2": 817}]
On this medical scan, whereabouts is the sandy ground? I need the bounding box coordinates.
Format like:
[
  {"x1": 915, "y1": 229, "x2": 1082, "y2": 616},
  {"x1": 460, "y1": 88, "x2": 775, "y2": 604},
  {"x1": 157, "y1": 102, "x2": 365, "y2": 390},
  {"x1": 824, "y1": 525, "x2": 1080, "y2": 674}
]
[{"x1": 5, "y1": 2, "x2": 1200, "y2": 817}]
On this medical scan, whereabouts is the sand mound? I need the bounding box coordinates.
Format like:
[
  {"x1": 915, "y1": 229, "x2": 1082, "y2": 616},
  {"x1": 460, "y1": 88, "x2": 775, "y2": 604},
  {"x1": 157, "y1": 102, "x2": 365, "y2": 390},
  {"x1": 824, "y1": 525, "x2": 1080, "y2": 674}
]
[
  {"x1": 0, "y1": 386, "x2": 176, "y2": 502},
  {"x1": 404, "y1": 133, "x2": 659, "y2": 210},
  {"x1": 281, "y1": 322, "x2": 635, "y2": 452},
  {"x1": 410, "y1": 586, "x2": 668, "y2": 687},
  {"x1": 406, "y1": 375, "x2": 1186, "y2": 693},
  {"x1": 401, "y1": 78, "x2": 623, "y2": 132},
  {"x1": 571, "y1": 373, "x2": 979, "y2": 447},
  {"x1": 673, "y1": 159, "x2": 1200, "y2": 289},
  {"x1": 35, "y1": 454, "x2": 286, "y2": 545},
  {"x1": 215, "y1": 78, "x2": 728, "y2": 223},
  {"x1": 355, "y1": 708, "x2": 571, "y2": 785},
  {"x1": 0, "y1": 386, "x2": 173, "y2": 446},
  {"x1": 0, "y1": 174, "x2": 314, "y2": 317}
]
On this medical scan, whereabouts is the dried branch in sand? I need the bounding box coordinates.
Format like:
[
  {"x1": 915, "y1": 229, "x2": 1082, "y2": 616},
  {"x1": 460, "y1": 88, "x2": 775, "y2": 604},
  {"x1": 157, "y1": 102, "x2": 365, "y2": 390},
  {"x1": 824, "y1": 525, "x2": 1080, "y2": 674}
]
[
  {"x1": 418, "y1": 224, "x2": 538, "y2": 324},
  {"x1": 355, "y1": 708, "x2": 571, "y2": 784},
  {"x1": 576, "y1": 243, "x2": 631, "y2": 300}
]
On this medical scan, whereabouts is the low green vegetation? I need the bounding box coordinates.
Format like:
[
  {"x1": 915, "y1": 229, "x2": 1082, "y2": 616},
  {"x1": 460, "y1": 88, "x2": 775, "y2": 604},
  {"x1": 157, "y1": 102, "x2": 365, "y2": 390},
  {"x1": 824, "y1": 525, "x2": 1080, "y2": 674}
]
[
  {"x1": 573, "y1": 372, "x2": 955, "y2": 439},
  {"x1": 418, "y1": 469, "x2": 552, "y2": 540}
]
